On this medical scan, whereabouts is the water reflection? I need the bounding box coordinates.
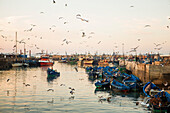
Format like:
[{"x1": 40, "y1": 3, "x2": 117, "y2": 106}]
[
  {"x1": 94, "y1": 87, "x2": 111, "y2": 94},
  {"x1": 0, "y1": 62, "x2": 151, "y2": 113}
]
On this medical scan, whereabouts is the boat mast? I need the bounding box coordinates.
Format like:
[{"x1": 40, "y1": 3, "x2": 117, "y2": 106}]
[{"x1": 15, "y1": 32, "x2": 17, "y2": 59}]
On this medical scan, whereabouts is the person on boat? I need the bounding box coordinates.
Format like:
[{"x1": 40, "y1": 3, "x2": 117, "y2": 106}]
[{"x1": 145, "y1": 82, "x2": 152, "y2": 95}]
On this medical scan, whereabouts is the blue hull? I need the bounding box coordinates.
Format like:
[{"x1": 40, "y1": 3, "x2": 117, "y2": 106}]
[
  {"x1": 111, "y1": 79, "x2": 130, "y2": 91},
  {"x1": 143, "y1": 82, "x2": 161, "y2": 97}
]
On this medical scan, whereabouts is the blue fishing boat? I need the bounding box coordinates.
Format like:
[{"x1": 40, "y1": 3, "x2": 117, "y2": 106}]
[
  {"x1": 122, "y1": 74, "x2": 140, "y2": 83},
  {"x1": 122, "y1": 75, "x2": 140, "y2": 91},
  {"x1": 95, "y1": 78, "x2": 110, "y2": 88},
  {"x1": 151, "y1": 91, "x2": 170, "y2": 112},
  {"x1": 111, "y1": 79, "x2": 130, "y2": 92},
  {"x1": 143, "y1": 82, "x2": 161, "y2": 97},
  {"x1": 47, "y1": 68, "x2": 60, "y2": 78}
]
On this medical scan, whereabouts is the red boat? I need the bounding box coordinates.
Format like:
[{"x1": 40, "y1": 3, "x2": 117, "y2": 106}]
[{"x1": 39, "y1": 55, "x2": 54, "y2": 66}]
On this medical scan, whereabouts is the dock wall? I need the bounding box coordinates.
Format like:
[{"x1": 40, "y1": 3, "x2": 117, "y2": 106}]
[{"x1": 125, "y1": 61, "x2": 170, "y2": 85}]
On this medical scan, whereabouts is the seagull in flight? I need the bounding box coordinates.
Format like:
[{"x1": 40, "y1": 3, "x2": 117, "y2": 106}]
[
  {"x1": 130, "y1": 46, "x2": 139, "y2": 52},
  {"x1": 82, "y1": 32, "x2": 86, "y2": 37},
  {"x1": 63, "y1": 39, "x2": 66, "y2": 42},
  {"x1": 59, "y1": 17, "x2": 63, "y2": 19},
  {"x1": 154, "y1": 43, "x2": 161, "y2": 47},
  {"x1": 98, "y1": 41, "x2": 101, "y2": 44},
  {"x1": 154, "y1": 47, "x2": 162, "y2": 50},
  {"x1": 144, "y1": 25, "x2": 151, "y2": 27}
]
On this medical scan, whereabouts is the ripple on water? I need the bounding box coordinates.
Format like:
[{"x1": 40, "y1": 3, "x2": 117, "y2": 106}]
[{"x1": 0, "y1": 62, "x2": 151, "y2": 113}]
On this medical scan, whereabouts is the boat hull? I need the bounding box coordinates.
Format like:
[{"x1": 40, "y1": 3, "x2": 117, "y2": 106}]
[
  {"x1": 12, "y1": 63, "x2": 23, "y2": 67},
  {"x1": 47, "y1": 69, "x2": 60, "y2": 79},
  {"x1": 40, "y1": 62, "x2": 53, "y2": 66}
]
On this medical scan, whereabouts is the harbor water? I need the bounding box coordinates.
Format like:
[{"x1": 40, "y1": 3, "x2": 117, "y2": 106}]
[{"x1": 0, "y1": 62, "x2": 151, "y2": 113}]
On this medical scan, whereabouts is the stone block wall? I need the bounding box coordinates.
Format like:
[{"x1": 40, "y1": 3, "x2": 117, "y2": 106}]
[{"x1": 124, "y1": 60, "x2": 170, "y2": 85}]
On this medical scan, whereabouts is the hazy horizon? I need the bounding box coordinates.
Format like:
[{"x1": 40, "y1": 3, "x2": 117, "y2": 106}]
[{"x1": 0, "y1": 0, "x2": 170, "y2": 55}]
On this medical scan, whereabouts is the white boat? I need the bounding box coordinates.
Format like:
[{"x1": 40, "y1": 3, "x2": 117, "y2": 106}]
[
  {"x1": 23, "y1": 63, "x2": 29, "y2": 67},
  {"x1": 12, "y1": 63, "x2": 23, "y2": 67}
]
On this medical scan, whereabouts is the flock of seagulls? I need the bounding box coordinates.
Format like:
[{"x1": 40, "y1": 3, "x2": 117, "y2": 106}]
[{"x1": 0, "y1": 1, "x2": 169, "y2": 55}]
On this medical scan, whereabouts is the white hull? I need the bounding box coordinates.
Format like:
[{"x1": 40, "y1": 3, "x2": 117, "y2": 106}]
[{"x1": 12, "y1": 63, "x2": 23, "y2": 67}]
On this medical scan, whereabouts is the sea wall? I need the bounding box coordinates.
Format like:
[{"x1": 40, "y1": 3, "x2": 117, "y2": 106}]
[{"x1": 125, "y1": 61, "x2": 170, "y2": 85}]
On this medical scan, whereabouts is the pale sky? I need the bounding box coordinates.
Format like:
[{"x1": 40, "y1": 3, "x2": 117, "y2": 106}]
[{"x1": 0, "y1": 0, "x2": 170, "y2": 55}]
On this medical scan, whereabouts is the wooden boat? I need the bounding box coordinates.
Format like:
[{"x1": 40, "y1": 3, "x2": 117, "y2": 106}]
[
  {"x1": 39, "y1": 55, "x2": 54, "y2": 66},
  {"x1": 122, "y1": 74, "x2": 140, "y2": 83},
  {"x1": 111, "y1": 79, "x2": 130, "y2": 92},
  {"x1": 150, "y1": 91, "x2": 170, "y2": 112},
  {"x1": 151, "y1": 105, "x2": 170, "y2": 113},
  {"x1": 95, "y1": 79, "x2": 110, "y2": 88},
  {"x1": 83, "y1": 59, "x2": 93, "y2": 65},
  {"x1": 98, "y1": 60, "x2": 109, "y2": 67},
  {"x1": 85, "y1": 66, "x2": 93, "y2": 73},
  {"x1": 58, "y1": 58, "x2": 68, "y2": 63},
  {"x1": 143, "y1": 82, "x2": 161, "y2": 97},
  {"x1": 12, "y1": 63, "x2": 23, "y2": 67},
  {"x1": 47, "y1": 68, "x2": 60, "y2": 79},
  {"x1": 122, "y1": 74, "x2": 141, "y2": 91}
]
